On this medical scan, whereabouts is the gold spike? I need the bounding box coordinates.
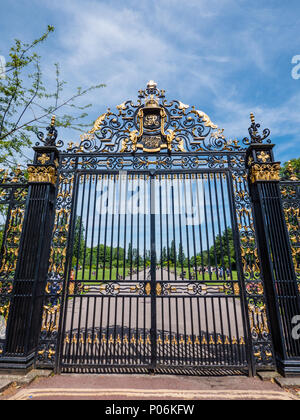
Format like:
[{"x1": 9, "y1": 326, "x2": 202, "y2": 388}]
[
  {"x1": 123, "y1": 335, "x2": 129, "y2": 344},
  {"x1": 93, "y1": 334, "x2": 99, "y2": 345},
  {"x1": 217, "y1": 336, "x2": 223, "y2": 345},
  {"x1": 209, "y1": 335, "x2": 215, "y2": 345},
  {"x1": 239, "y1": 337, "x2": 245, "y2": 345},
  {"x1": 130, "y1": 335, "x2": 136, "y2": 345},
  {"x1": 101, "y1": 334, "x2": 107, "y2": 344},
  {"x1": 187, "y1": 336, "x2": 193, "y2": 345},
  {"x1": 79, "y1": 334, "x2": 84, "y2": 344},
  {"x1": 109, "y1": 334, "x2": 114, "y2": 345},
  {"x1": 157, "y1": 335, "x2": 163, "y2": 345},
  {"x1": 64, "y1": 334, "x2": 70, "y2": 344},
  {"x1": 164, "y1": 335, "x2": 170, "y2": 345},
  {"x1": 87, "y1": 334, "x2": 92, "y2": 344},
  {"x1": 146, "y1": 335, "x2": 151, "y2": 345},
  {"x1": 71, "y1": 334, "x2": 77, "y2": 344},
  {"x1": 116, "y1": 334, "x2": 121, "y2": 345},
  {"x1": 179, "y1": 335, "x2": 185, "y2": 345},
  {"x1": 224, "y1": 336, "x2": 230, "y2": 345},
  {"x1": 138, "y1": 335, "x2": 144, "y2": 345},
  {"x1": 172, "y1": 336, "x2": 178, "y2": 346},
  {"x1": 194, "y1": 337, "x2": 200, "y2": 345},
  {"x1": 232, "y1": 337, "x2": 238, "y2": 345},
  {"x1": 201, "y1": 336, "x2": 208, "y2": 345}
]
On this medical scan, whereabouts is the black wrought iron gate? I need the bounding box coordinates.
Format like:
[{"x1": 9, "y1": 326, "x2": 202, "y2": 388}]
[{"x1": 56, "y1": 168, "x2": 250, "y2": 372}]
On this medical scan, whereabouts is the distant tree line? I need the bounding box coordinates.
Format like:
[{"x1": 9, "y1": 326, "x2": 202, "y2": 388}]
[{"x1": 71, "y1": 216, "x2": 236, "y2": 271}]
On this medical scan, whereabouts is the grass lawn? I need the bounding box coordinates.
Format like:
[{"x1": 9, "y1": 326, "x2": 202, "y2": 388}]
[
  {"x1": 74, "y1": 267, "x2": 130, "y2": 282},
  {"x1": 73, "y1": 266, "x2": 238, "y2": 283}
]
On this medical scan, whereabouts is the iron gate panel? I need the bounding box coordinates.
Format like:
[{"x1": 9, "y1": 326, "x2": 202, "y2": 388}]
[
  {"x1": 0, "y1": 169, "x2": 28, "y2": 356},
  {"x1": 58, "y1": 169, "x2": 249, "y2": 371}
]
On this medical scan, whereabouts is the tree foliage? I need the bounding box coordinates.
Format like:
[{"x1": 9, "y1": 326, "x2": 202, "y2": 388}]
[
  {"x1": 280, "y1": 158, "x2": 300, "y2": 180},
  {"x1": 0, "y1": 25, "x2": 105, "y2": 167}
]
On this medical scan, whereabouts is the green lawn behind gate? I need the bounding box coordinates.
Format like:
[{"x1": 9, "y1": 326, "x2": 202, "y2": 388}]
[{"x1": 73, "y1": 266, "x2": 238, "y2": 283}]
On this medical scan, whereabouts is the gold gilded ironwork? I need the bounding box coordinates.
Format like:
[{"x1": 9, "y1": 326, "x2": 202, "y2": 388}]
[
  {"x1": 257, "y1": 151, "x2": 270, "y2": 163},
  {"x1": 37, "y1": 154, "x2": 51, "y2": 164},
  {"x1": 116, "y1": 102, "x2": 127, "y2": 112},
  {"x1": 66, "y1": 333, "x2": 247, "y2": 348},
  {"x1": 250, "y1": 163, "x2": 280, "y2": 183},
  {"x1": 191, "y1": 107, "x2": 218, "y2": 129},
  {"x1": 156, "y1": 283, "x2": 162, "y2": 296},
  {"x1": 144, "y1": 114, "x2": 160, "y2": 127},
  {"x1": 28, "y1": 166, "x2": 57, "y2": 185},
  {"x1": 233, "y1": 283, "x2": 240, "y2": 296},
  {"x1": 286, "y1": 161, "x2": 299, "y2": 181},
  {"x1": 88, "y1": 110, "x2": 112, "y2": 134},
  {"x1": 145, "y1": 282, "x2": 151, "y2": 295},
  {"x1": 41, "y1": 304, "x2": 60, "y2": 333},
  {"x1": 178, "y1": 101, "x2": 189, "y2": 112},
  {"x1": 145, "y1": 94, "x2": 160, "y2": 109}
]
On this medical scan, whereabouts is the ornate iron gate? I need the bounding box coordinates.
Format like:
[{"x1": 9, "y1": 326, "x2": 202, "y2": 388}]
[
  {"x1": 2, "y1": 82, "x2": 299, "y2": 375},
  {"x1": 34, "y1": 82, "x2": 277, "y2": 374},
  {"x1": 56, "y1": 169, "x2": 250, "y2": 372}
]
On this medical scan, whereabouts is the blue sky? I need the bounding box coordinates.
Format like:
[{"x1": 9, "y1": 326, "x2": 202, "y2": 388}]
[{"x1": 1, "y1": 0, "x2": 300, "y2": 162}]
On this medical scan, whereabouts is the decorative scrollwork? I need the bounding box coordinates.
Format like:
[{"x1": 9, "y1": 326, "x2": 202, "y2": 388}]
[
  {"x1": 232, "y1": 167, "x2": 274, "y2": 366},
  {"x1": 53, "y1": 82, "x2": 244, "y2": 154},
  {"x1": 35, "y1": 115, "x2": 58, "y2": 147},
  {"x1": 280, "y1": 180, "x2": 300, "y2": 289},
  {"x1": 243, "y1": 113, "x2": 271, "y2": 145},
  {"x1": 0, "y1": 167, "x2": 27, "y2": 184}
]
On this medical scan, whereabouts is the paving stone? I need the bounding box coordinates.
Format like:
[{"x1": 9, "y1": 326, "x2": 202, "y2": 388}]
[
  {"x1": 0, "y1": 379, "x2": 15, "y2": 392},
  {"x1": 257, "y1": 371, "x2": 281, "y2": 381},
  {"x1": 0, "y1": 369, "x2": 52, "y2": 387},
  {"x1": 275, "y1": 377, "x2": 300, "y2": 388}
]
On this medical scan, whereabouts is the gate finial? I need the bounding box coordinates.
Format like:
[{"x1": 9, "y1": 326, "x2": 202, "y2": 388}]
[
  {"x1": 147, "y1": 80, "x2": 157, "y2": 89},
  {"x1": 243, "y1": 112, "x2": 271, "y2": 145}
]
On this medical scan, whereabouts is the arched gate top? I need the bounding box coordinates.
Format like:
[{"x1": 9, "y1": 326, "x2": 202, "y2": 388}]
[{"x1": 36, "y1": 81, "x2": 272, "y2": 156}]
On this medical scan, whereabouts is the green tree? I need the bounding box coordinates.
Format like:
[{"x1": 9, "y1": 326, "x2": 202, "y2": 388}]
[
  {"x1": 72, "y1": 216, "x2": 85, "y2": 267},
  {"x1": 209, "y1": 227, "x2": 236, "y2": 269},
  {"x1": 280, "y1": 158, "x2": 300, "y2": 180},
  {"x1": 0, "y1": 26, "x2": 105, "y2": 167},
  {"x1": 127, "y1": 242, "x2": 132, "y2": 266},
  {"x1": 178, "y1": 242, "x2": 185, "y2": 267},
  {"x1": 169, "y1": 240, "x2": 176, "y2": 264},
  {"x1": 160, "y1": 246, "x2": 167, "y2": 265}
]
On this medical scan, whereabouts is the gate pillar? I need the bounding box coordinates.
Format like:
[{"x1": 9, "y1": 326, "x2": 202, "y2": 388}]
[
  {"x1": 246, "y1": 114, "x2": 300, "y2": 376},
  {"x1": 0, "y1": 118, "x2": 59, "y2": 370}
]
